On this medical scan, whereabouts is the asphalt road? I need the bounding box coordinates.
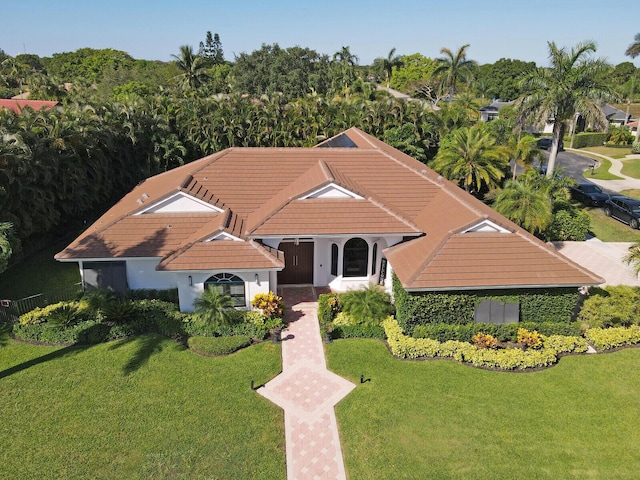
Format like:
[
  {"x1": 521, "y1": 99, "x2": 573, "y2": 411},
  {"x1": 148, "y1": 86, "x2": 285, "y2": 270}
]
[{"x1": 537, "y1": 150, "x2": 619, "y2": 194}]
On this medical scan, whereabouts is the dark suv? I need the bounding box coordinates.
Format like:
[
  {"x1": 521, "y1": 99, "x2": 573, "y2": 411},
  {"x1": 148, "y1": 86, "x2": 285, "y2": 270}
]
[
  {"x1": 604, "y1": 196, "x2": 640, "y2": 229},
  {"x1": 569, "y1": 183, "x2": 609, "y2": 206}
]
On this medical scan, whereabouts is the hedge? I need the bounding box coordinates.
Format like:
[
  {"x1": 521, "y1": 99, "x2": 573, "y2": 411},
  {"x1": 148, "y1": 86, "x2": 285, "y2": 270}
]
[
  {"x1": 585, "y1": 326, "x2": 640, "y2": 351},
  {"x1": 571, "y1": 132, "x2": 609, "y2": 148},
  {"x1": 332, "y1": 324, "x2": 386, "y2": 339},
  {"x1": 383, "y1": 318, "x2": 586, "y2": 370},
  {"x1": 392, "y1": 274, "x2": 578, "y2": 333},
  {"x1": 318, "y1": 293, "x2": 341, "y2": 324},
  {"x1": 187, "y1": 335, "x2": 252, "y2": 356}
]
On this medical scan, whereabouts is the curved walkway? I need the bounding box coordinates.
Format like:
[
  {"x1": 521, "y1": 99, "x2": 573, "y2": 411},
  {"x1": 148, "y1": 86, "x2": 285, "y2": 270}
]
[
  {"x1": 568, "y1": 148, "x2": 640, "y2": 192},
  {"x1": 258, "y1": 287, "x2": 355, "y2": 480}
]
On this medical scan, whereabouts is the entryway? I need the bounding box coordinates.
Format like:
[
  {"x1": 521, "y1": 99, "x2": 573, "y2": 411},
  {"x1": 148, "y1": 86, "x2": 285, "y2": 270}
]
[{"x1": 278, "y1": 242, "x2": 314, "y2": 285}]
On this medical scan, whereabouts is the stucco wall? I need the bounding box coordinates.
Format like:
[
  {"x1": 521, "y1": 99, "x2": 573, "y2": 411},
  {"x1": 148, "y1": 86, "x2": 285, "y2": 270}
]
[{"x1": 126, "y1": 258, "x2": 177, "y2": 290}]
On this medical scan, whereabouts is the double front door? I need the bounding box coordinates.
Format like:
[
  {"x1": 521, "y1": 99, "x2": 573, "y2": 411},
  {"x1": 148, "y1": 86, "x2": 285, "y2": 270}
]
[{"x1": 278, "y1": 242, "x2": 314, "y2": 285}]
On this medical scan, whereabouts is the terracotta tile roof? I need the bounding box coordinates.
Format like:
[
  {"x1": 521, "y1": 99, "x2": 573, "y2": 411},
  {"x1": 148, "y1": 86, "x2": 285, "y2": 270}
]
[
  {"x1": 250, "y1": 198, "x2": 420, "y2": 236},
  {"x1": 157, "y1": 240, "x2": 284, "y2": 271},
  {"x1": 0, "y1": 99, "x2": 58, "y2": 113},
  {"x1": 57, "y1": 127, "x2": 603, "y2": 289}
]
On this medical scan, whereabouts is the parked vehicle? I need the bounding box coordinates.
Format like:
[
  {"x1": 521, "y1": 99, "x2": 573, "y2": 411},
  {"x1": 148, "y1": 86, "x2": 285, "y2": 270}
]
[
  {"x1": 536, "y1": 137, "x2": 564, "y2": 151},
  {"x1": 603, "y1": 196, "x2": 640, "y2": 229},
  {"x1": 569, "y1": 183, "x2": 609, "y2": 206}
]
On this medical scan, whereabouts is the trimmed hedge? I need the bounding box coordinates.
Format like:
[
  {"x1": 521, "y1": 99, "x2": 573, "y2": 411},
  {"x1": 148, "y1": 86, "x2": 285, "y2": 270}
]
[
  {"x1": 187, "y1": 335, "x2": 252, "y2": 356},
  {"x1": 585, "y1": 326, "x2": 640, "y2": 351},
  {"x1": 383, "y1": 318, "x2": 586, "y2": 370},
  {"x1": 332, "y1": 324, "x2": 385, "y2": 339},
  {"x1": 124, "y1": 288, "x2": 179, "y2": 303},
  {"x1": 572, "y1": 132, "x2": 609, "y2": 148},
  {"x1": 393, "y1": 274, "x2": 579, "y2": 332}
]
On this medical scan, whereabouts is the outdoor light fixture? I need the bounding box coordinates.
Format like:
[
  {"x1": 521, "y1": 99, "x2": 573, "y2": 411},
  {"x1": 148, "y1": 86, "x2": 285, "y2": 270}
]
[
  {"x1": 255, "y1": 273, "x2": 260, "y2": 285},
  {"x1": 188, "y1": 275, "x2": 193, "y2": 286}
]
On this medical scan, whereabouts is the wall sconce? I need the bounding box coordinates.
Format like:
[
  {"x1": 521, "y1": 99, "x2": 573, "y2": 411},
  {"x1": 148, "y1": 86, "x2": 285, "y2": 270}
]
[
  {"x1": 255, "y1": 273, "x2": 260, "y2": 286},
  {"x1": 188, "y1": 275, "x2": 193, "y2": 286}
]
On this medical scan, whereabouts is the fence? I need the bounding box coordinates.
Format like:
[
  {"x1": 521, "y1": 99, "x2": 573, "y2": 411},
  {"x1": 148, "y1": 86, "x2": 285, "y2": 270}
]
[{"x1": 0, "y1": 282, "x2": 84, "y2": 324}]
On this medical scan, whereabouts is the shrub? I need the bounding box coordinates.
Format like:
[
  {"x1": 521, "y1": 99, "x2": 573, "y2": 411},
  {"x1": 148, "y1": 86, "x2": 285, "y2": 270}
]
[
  {"x1": 318, "y1": 293, "x2": 341, "y2": 324},
  {"x1": 578, "y1": 286, "x2": 640, "y2": 328},
  {"x1": 607, "y1": 125, "x2": 633, "y2": 145},
  {"x1": 472, "y1": 332, "x2": 498, "y2": 349},
  {"x1": 585, "y1": 326, "x2": 640, "y2": 351},
  {"x1": 412, "y1": 321, "x2": 580, "y2": 343},
  {"x1": 632, "y1": 141, "x2": 640, "y2": 154},
  {"x1": 544, "y1": 335, "x2": 588, "y2": 354},
  {"x1": 572, "y1": 132, "x2": 609, "y2": 148},
  {"x1": 545, "y1": 208, "x2": 590, "y2": 241},
  {"x1": 341, "y1": 284, "x2": 394, "y2": 325},
  {"x1": 192, "y1": 288, "x2": 236, "y2": 329},
  {"x1": 102, "y1": 300, "x2": 137, "y2": 325},
  {"x1": 332, "y1": 311, "x2": 357, "y2": 326},
  {"x1": 251, "y1": 291, "x2": 284, "y2": 319},
  {"x1": 20, "y1": 302, "x2": 73, "y2": 326},
  {"x1": 332, "y1": 324, "x2": 385, "y2": 339},
  {"x1": 125, "y1": 288, "x2": 179, "y2": 304},
  {"x1": 187, "y1": 335, "x2": 252, "y2": 356},
  {"x1": 517, "y1": 328, "x2": 544, "y2": 349},
  {"x1": 13, "y1": 319, "x2": 105, "y2": 344}
]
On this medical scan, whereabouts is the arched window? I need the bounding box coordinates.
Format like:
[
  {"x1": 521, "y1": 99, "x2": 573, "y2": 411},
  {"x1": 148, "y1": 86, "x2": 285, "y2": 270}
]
[
  {"x1": 204, "y1": 273, "x2": 245, "y2": 307},
  {"x1": 343, "y1": 238, "x2": 368, "y2": 277},
  {"x1": 331, "y1": 243, "x2": 338, "y2": 276}
]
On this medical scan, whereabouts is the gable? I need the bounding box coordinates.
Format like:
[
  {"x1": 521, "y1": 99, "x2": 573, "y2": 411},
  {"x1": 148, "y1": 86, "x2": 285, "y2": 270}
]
[
  {"x1": 461, "y1": 219, "x2": 510, "y2": 233},
  {"x1": 136, "y1": 192, "x2": 224, "y2": 214},
  {"x1": 300, "y1": 183, "x2": 363, "y2": 199}
]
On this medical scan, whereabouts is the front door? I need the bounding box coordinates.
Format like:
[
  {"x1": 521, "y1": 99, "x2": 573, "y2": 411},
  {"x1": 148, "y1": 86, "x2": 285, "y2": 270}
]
[{"x1": 278, "y1": 242, "x2": 314, "y2": 285}]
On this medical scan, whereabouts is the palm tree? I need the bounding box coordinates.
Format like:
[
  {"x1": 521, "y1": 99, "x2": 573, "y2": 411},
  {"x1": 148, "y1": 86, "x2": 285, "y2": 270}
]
[
  {"x1": 193, "y1": 287, "x2": 235, "y2": 329},
  {"x1": 333, "y1": 46, "x2": 359, "y2": 66},
  {"x1": 623, "y1": 241, "x2": 640, "y2": 276},
  {"x1": 492, "y1": 177, "x2": 553, "y2": 235},
  {"x1": 515, "y1": 41, "x2": 614, "y2": 178},
  {"x1": 375, "y1": 48, "x2": 403, "y2": 88},
  {"x1": 171, "y1": 45, "x2": 209, "y2": 90},
  {"x1": 432, "y1": 126, "x2": 509, "y2": 193},
  {"x1": 432, "y1": 44, "x2": 477, "y2": 99},
  {"x1": 625, "y1": 33, "x2": 640, "y2": 59},
  {"x1": 508, "y1": 134, "x2": 543, "y2": 180}
]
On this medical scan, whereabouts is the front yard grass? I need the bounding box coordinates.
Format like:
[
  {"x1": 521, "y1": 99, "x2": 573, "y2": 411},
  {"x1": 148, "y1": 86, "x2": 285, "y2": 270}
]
[
  {"x1": 581, "y1": 145, "x2": 632, "y2": 159},
  {"x1": 584, "y1": 207, "x2": 640, "y2": 242},
  {"x1": 582, "y1": 157, "x2": 624, "y2": 180},
  {"x1": 0, "y1": 336, "x2": 285, "y2": 480},
  {"x1": 328, "y1": 339, "x2": 640, "y2": 480},
  {"x1": 621, "y1": 158, "x2": 640, "y2": 179}
]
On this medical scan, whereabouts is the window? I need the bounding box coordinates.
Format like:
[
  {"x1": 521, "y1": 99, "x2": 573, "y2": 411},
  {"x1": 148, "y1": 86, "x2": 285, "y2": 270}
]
[
  {"x1": 343, "y1": 238, "x2": 368, "y2": 277},
  {"x1": 371, "y1": 243, "x2": 378, "y2": 275},
  {"x1": 204, "y1": 273, "x2": 246, "y2": 307},
  {"x1": 331, "y1": 243, "x2": 338, "y2": 276}
]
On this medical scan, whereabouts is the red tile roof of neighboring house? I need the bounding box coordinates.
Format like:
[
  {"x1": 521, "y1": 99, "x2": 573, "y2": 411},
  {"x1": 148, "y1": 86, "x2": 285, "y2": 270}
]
[
  {"x1": 0, "y1": 99, "x2": 58, "y2": 114},
  {"x1": 57, "y1": 127, "x2": 603, "y2": 289}
]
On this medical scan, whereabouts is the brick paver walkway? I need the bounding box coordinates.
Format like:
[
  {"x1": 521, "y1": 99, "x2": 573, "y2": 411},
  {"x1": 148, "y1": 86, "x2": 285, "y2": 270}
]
[{"x1": 258, "y1": 286, "x2": 355, "y2": 480}]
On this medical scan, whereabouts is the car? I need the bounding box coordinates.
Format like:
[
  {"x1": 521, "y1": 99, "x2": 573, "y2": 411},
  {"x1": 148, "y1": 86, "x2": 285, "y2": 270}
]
[
  {"x1": 569, "y1": 183, "x2": 609, "y2": 206},
  {"x1": 536, "y1": 137, "x2": 564, "y2": 151},
  {"x1": 603, "y1": 196, "x2": 640, "y2": 229}
]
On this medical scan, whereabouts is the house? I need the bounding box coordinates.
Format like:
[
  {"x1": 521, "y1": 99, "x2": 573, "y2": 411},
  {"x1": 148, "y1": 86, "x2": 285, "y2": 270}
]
[
  {"x1": 56, "y1": 128, "x2": 602, "y2": 312},
  {"x1": 479, "y1": 101, "x2": 512, "y2": 122},
  {"x1": 0, "y1": 99, "x2": 58, "y2": 114}
]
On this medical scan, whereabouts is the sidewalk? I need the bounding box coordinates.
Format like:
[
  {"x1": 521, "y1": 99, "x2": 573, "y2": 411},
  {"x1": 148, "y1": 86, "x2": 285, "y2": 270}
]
[
  {"x1": 568, "y1": 148, "x2": 640, "y2": 192},
  {"x1": 258, "y1": 286, "x2": 355, "y2": 480}
]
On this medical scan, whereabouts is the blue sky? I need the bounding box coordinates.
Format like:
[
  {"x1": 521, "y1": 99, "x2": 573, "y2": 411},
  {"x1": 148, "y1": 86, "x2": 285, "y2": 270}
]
[{"x1": 2, "y1": 0, "x2": 638, "y2": 67}]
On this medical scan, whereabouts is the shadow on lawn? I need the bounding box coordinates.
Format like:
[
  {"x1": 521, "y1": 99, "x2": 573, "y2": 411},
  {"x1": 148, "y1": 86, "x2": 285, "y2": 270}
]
[
  {"x1": 109, "y1": 334, "x2": 184, "y2": 375},
  {"x1": 0, "y1": 342, "x2": 90, "y2": 380}
]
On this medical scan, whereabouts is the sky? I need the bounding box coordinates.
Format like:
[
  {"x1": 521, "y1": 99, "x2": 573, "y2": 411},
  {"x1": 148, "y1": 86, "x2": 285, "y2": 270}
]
[{"x1": 2, "y1": 0, "x2": 639, "y2": 67}]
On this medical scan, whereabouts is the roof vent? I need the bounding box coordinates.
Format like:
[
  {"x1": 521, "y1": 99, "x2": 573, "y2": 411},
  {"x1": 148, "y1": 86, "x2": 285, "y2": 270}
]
[
  {"x1": 142, "y1": 193, "x2": 149, "y2": 199},
  {"x1": 421, "y1": 169, "x2": 427, "y2": 175},
  {"x1": 437, "y1": 175, "x2": 443, "y2": 182},
  {"x1": 136, "y1": 199, "x2": 143, "y2": 205}
]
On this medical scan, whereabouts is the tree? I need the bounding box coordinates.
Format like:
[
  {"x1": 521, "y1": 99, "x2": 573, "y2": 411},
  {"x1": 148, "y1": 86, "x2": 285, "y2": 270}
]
[
  {"x1": 432, "y1": 44, "x2": 477, "y2": 99},
  {"x1": 508, "y1": 134, "x2": 542, "y2": 179},
  {"x1": 474, "y1": 58, "x2": 536, "y2": 101},
  {"x1": 0, "y1": 223, "x2": 15, "y2": 273},
  {"x1": 199, "y1": 31, "x2": 224, "y2": 66},
  {"x1": 374, "y1": 48, "x2": 403, "y2": 88},
  {"x1": 625, "y1": 33, "x2": 640, "y2": 59},
  {"x1": 515, "y1": 41, "x2": 614, "y2": 178},
  {"x1": 623, "y1": 241, "x2": 640, "y2": 276},
  {"x1": 389, "y1": 53, "x2": 436, "y2": 94},
  {"x1": 171, "y1": 45, "x2": 209, "y2": 90},
  {"x1": 193, "y1": 287, "x2": 235, "y2": 329},
  {"x1": 492, "y1": 176, "x2": 553, "y2": 235},
  {"x1": 333, "y1": 46, "x2": 358, "y2": 66},
  {"x1": 431, "y1": 125, "x2": 509, "y2": 193}
]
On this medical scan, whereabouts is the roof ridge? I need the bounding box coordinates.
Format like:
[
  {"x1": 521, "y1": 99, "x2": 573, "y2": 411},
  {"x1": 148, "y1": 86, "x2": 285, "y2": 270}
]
[{"x1": 249, "y1": 240, "x2": 285, "y2": 267}]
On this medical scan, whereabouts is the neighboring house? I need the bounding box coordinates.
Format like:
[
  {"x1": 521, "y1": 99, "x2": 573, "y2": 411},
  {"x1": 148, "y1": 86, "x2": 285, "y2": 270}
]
[
  {"x1": 479, "y1": 101, "x2": 635, "y2": 133},
  {"x1": 56, "y1": 128, "x2": 602, "y2": 312},
  {"x1": 0, "y1": 99, "x2": 58, "y2": 114}
]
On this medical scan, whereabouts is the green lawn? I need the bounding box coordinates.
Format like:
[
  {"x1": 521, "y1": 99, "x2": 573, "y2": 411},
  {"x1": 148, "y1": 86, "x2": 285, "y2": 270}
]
[
  {"x1": 621, "y1": 189, "x2": 640, "y2": 200},
  {"x1": 621, "y1": 158, "x2": 640, "y2": 179},
  {"x1": 582, "y1": 157, "x2": 624, "y2": 180},
  {"x1": 327, "y1": 339, "x2": 640, "y2": 480},
  {"x1": 0, "y1": 243, "x2": 80, "y2": 299},
  {"x1": 585, "y1": 207, "x2": 640, "y2": 242},
  {"x1": 0, "y1": 336, "x2": 285, "y2": 480},
  {"x1": 581, "y1": 145, "x2": 632, "y2": 159}
]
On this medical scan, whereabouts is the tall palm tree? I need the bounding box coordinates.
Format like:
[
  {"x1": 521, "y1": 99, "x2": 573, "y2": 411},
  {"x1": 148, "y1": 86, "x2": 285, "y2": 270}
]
[
  {"x1": 171, "y1": 45, "x2": 209, "y2": 90},
  {"x1": 333, "y1": 46, "x2": 359, "y2": 66},
  {"x1": 375, "y1": 48, "x2": 403, "y2": 88},
  {"x1": 515, "y1": 41, "x2": 614, "y2": 178},
  {"x1": 432, "y1": 126, "x2": 509, "y2": 193},
  {"x1": 492, "y1": 176, "x2": 553, "y2": 235},
  {"x1": 625, "y1": 33, "x2": 640, "y2": 59},
  {"x1": 432, "y1": 44, "x2": 477, "y2": 99}
]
